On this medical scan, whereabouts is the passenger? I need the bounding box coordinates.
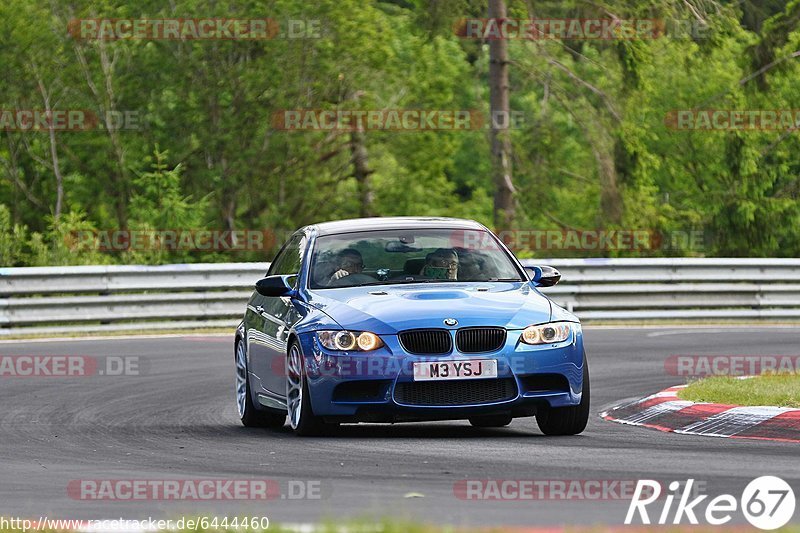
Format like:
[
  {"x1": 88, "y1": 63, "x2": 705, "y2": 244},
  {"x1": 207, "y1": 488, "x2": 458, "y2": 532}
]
[{"x1": 456, "y1": 249, "x2": 484, "y2": 280}]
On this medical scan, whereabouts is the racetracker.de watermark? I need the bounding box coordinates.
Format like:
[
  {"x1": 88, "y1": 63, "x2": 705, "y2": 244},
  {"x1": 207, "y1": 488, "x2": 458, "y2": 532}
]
[
  {"x1": 66, "y1": 229, "x2": 284, "y2": 252},
  {"x1": 274, "y1": 355, "x2": 519, "y2": 379},
  {"x1": 448, "y1": 228, "x2": 706, "y2": 253},
  {"x1": 0, "y1": 109, "x2": 140, "y2": 131},
  {"x1": 68, "y1": 18, "x2": 322, "y2": 40},
  {"x1": 271, "y1": 109, "x2": 526, "y2": 131},
  {"x1": 665, "y1": 109, "x2": 800, "y2": 130},
  {"x1": 0, "y1": 356, "x2": 146, "y2": 377},
  {"x1": 454, "y1": 18, "x2": 710, "y2": 40},
  {"x1": 67, "y1": 479, "x2": 325, "y2": 500},
  {"x1": 455, "y1": 18, "x2": 659, "y2": 40},
  {"x1": 665, "y1": 355, "x2": 800, "y2": 377},
  {"x1": 454, "y1": 479, "x2": 705, "y2": 500}
]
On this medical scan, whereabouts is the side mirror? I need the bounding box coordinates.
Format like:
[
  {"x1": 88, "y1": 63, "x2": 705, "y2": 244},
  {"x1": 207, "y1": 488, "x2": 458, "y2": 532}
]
[
  {"x1": 255, "y1": 275, "x2": 296, "y2": 297},
  {"x1": 524, "y1": 265, "x2": 561, "y2": 287}
]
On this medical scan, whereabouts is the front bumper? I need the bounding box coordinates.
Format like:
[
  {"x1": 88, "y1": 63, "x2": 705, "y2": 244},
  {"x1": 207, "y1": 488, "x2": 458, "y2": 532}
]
[{"x1": 297, "y1": 326, "x2": 585, "y2": 421}]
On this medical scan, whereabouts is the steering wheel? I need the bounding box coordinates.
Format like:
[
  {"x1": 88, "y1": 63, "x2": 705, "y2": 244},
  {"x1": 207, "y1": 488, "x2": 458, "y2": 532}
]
[{"x1": 327, "y1": 273, "x2": 376, "y2": 287}]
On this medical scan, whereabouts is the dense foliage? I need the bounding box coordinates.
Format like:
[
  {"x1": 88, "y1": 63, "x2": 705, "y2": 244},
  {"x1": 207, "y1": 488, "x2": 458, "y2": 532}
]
[{"x1": 1, "y1": 0, "x2": 799, "y2": 265}]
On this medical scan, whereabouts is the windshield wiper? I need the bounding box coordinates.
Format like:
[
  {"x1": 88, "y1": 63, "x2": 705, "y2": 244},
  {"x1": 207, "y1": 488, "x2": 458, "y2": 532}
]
[
  {"x1": 351, "y1": 278, "x2": 521, "y2": 287},
  {"x1": 351, "y1": 278, "x2": 460, "y2": 287}
]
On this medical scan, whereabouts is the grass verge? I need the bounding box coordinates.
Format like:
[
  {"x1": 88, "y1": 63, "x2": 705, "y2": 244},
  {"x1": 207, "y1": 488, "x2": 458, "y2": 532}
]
[{"x1": 678, "y1": 373, "x2": 800, "y2": 407}]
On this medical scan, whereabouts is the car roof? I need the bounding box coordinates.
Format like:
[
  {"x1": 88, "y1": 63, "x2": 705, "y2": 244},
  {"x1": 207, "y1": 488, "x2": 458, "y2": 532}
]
[{"x1": 308, "y1": 217, "x2": 487, "y2": 236}]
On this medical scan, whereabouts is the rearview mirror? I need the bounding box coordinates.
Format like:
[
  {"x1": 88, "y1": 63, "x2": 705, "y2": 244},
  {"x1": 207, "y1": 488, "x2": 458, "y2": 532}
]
[
  {"x1": 524, "y1": 265, "x2": 561, "y2": 287},
  {"x1": 385, "y1": 241, "x2": 420, "y2": 253},
  {"x1": 255, "y1": 275, "x2": 296, "y2": 297}
]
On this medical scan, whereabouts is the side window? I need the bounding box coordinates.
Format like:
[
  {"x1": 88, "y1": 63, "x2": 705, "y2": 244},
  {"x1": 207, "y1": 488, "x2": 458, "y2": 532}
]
[{"x1": 267, "y1": 233, "x2": 306, "y2": 277}]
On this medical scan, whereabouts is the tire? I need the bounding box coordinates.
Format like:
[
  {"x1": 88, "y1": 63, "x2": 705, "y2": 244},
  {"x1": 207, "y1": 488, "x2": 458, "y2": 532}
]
[
  {"x1": 536, "y1": 355, "x2": 590, "y2": 436},
  {"x1": 469, "y1": 415, "x2": 513, "y2": 428},
  {"x1": 236, "y1": 339, "x2": 286, "y2": 428},
  {"x1": 286, "y1": 340, "x2": 331, "y2": 436}
]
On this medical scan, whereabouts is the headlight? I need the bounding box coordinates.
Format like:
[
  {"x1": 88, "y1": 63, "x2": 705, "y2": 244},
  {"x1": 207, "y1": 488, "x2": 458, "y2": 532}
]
[
  {"x1": 317, "y1": 330, "x2": 384, "y2": 351},
  {"x1": 521, "y1": 322, "x2": 573, "y2": 345}
]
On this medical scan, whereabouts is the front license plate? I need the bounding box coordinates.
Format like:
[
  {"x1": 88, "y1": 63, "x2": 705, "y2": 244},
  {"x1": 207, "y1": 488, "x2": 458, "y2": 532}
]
[{"x1": 413, "y1": 359, "x2": 498, "y2": 381}]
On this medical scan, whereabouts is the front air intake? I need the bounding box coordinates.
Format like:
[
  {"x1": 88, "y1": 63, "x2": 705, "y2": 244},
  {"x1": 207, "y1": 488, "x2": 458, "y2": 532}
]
[{"x1": 394, "y1": 378, "x2": 518, "y2": 406}]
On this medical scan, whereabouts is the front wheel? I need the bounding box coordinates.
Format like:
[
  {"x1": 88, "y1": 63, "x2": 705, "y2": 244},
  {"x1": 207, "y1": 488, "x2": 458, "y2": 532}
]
[
  {"x1": 286, "y1": 340, "x2": 332, "y2": 436},
  {"x1": 236, "y1": 340, "x2": 286, "y2": 428},
  {"x1": 536, "y1": 356, "x2": 590, "y2": 436}
]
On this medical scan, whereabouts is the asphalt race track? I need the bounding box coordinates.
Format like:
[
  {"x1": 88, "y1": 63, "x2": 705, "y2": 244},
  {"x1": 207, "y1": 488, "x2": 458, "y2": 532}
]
[{"x1": 1, "y1": 327, "x2": 798, "y2": 528}]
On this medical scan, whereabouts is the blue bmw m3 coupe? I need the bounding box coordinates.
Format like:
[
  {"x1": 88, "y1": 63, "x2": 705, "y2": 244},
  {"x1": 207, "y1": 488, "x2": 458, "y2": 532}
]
[{"x1": 235, "y1": 217, "x2": 589, "y2": 436}]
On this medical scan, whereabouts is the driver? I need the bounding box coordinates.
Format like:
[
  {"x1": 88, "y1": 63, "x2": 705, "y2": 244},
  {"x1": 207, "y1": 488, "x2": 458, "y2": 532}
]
[
  {"x1": 329, "y1": 248, "x2": 364, "y2": 283},
  {"x1": 420, "y1": 248, "x2": 459, "y2": 280}
]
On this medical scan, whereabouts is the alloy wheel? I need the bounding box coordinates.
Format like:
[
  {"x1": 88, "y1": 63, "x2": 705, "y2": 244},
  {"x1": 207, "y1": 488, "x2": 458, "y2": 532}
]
[
  {"x1": 235, "y1": 341, "x2": 248, "y2": 418},
  {"x1": 286, "y1": 343, "x2": 304, "y2": 429}
]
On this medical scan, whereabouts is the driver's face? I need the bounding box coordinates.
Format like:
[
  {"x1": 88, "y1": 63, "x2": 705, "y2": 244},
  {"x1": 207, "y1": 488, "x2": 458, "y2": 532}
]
[
  {"x1": 428, "y1": 254, "x2": 459, "y2": 279},
  {"x1": 339, "y1": 254, "x2": 363, "y2": 274}
]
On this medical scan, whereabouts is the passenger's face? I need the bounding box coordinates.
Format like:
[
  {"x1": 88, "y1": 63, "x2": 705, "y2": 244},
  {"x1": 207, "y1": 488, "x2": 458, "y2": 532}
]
[{"x1": 459, "y1": 259, "x2": 480, "y2": 279}]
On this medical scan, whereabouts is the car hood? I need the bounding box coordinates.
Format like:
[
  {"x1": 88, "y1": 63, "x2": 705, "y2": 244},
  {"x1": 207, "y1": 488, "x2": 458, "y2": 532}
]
[{"x1": 305, "y1": 282, "x2": 554, "y2": 334}]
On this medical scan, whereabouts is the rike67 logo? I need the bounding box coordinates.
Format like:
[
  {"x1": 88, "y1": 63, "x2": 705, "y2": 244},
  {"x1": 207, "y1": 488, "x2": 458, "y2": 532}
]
[{"x1": 626, "y1": 476, "x2": 796, "y2": 530}]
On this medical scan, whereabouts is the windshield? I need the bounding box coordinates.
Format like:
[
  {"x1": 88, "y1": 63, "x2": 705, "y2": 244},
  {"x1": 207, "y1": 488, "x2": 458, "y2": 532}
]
[{"x1": 309, "y1": 228, "x2": 524, "y2": 289}]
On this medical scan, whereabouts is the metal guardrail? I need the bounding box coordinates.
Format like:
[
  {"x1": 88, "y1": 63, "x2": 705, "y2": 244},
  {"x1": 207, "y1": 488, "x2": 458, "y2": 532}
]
[
  {"x1": 538, "y1": 258, "x2": 800, "y2": 320},
  {"x1": 1, "y1": 259, "x2": 799, "y2": 335},
  {"x1": 0, "y1": 263, "x2": 268, "y2": 335}
]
